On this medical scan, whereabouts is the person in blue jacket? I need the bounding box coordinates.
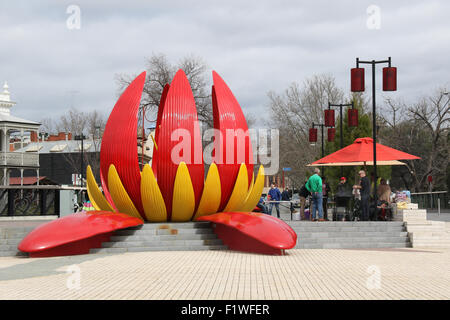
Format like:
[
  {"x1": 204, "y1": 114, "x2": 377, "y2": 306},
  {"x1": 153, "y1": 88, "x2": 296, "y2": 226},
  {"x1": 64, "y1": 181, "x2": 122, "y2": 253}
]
[{"x1": 268, "y1": 183, "x2": 282, "y2": 218}]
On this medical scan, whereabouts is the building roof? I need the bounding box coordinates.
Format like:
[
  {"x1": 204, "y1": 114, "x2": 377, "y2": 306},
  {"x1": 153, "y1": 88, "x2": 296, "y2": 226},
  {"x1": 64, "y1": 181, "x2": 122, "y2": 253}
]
[
  {"x1": 9, "y1": 176, "x2": 59, "y2": 185},
  {"x1": 14, "y1": 139, "x2": 101, "y2": 154}
]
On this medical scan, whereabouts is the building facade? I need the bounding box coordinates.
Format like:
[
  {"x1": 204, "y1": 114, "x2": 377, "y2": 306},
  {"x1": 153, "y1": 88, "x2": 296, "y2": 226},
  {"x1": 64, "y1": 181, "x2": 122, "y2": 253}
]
[{"x1": 0, "y1": 81, "x2": 40, "y2": 185}]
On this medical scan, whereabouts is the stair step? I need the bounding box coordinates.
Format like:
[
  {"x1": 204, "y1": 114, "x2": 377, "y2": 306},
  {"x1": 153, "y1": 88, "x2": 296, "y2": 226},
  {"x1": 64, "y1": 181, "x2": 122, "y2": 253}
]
[
  {"x1": 297, "y1": 236, "x2": 409, "y2": 244},
  {"x1": 296, "y1": 242, "x2": 411, "y2": 249},
  {"x1": 291, "y1": 227, "x2": 405, "y2": 233},
  {"x1": 102, "y1": 239, "x2": 224, "y2": 248},
  {"x1": 90, "y1": 245, "x2": 228, "y2": 254},
  {"x1": 110, "y1": 233, "x2": 219, "y2": 242},
  {"x1": 114, "y1": 228, "x2": 214, "y2": 236},
  {"x1": 0, "y1": 251, "x2": 27, "y2": 257},
  {"x1": 296, "y1": 232, "x2": 408, "y2": 238},
  {"x1": 128, "y1": 222, "x2": 211, "y2": 230},
  {"x1": 0, "y1": 239, "x2": 22, "y2": 245}
]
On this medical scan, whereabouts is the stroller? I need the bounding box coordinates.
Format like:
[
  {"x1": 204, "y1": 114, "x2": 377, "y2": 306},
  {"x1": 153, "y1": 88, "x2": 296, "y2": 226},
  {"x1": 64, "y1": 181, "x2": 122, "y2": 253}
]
[{"x1": 333, "y1": 195, "x2": 353, "y2": 221}]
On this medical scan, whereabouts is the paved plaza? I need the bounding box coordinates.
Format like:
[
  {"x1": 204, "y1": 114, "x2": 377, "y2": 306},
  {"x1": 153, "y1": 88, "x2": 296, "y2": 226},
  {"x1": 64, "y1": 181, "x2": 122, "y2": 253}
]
[{"x1": 0, "y1": 247, "x2": 449, "y2": 300}]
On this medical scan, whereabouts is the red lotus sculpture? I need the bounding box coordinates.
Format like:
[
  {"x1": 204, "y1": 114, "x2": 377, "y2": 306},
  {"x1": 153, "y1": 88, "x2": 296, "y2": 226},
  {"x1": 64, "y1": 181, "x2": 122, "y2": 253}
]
[{"x1": 19, "y1": 70, "x2": 296, "y2": 257}]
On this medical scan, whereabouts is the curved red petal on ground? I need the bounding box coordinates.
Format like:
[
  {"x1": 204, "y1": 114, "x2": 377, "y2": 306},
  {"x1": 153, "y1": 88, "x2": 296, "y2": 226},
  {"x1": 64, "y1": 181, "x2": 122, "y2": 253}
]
[
  {"x1": 100, "y1": 72, "x2": 146, "y2": 218},
  {"x1": 197, "y1": 212, "x2": 297, "y2": 255},
  {"x1": 18, "y1": 211, "x2": 143, "y2": 257},
  {"x1": 152, "y1": 83, "x2": 170, "y2": 180},
  {"x1": 212, "y1": 72, "x2": 254, "y2": 211},
  {"x1": 153, "y1": 70, "x2": 204, "y2": 219}
]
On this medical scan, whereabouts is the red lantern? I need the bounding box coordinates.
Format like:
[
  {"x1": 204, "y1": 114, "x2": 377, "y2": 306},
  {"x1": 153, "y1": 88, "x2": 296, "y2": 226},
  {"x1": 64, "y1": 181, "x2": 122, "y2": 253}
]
[
  {"x1": 327, "y1": 128, "x2": 335, "y2": 142},
  {"x1": 348, "y1": 108, "x2": 358, "y2": 127},
  {"x1": 351, "y1": 68, "x2": 365, "y2": 92},
  {"x1": 309, "y1": 128, "x2": 317, "y2": 142},
  {"x1": 324, "y1": 109, "x2": 335, "y2": 127},
  {"x1": 383, "y1": 67, "x2": 397, "y2": 91}
]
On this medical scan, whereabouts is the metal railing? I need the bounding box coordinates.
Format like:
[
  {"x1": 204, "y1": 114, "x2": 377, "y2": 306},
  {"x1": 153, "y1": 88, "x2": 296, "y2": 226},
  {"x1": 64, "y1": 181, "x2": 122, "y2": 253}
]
[
  {"x1": 0, "y1": 152, "x2": 39, "y2": 166},
  {"x1": 0, "y1": 185, "x2": 86, "y2": 217},
  {"x1": 410, "y1": 191, "x2": 449, "y2": 212}
]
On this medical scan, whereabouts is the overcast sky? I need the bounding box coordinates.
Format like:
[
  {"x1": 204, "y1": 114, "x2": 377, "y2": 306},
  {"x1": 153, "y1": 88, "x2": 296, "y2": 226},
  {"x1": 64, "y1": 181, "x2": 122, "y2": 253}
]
[{"x1": 0, "y1": 0, "x2": 449, "y2": 125}]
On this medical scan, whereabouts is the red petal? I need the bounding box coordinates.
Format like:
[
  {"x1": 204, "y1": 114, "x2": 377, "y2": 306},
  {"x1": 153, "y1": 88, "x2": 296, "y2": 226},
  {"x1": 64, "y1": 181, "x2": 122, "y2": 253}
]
[
  {"x1": 197, "y1": 212, "x2": 297, "y2": 255},
  {"x1": 153, "y1": 70, "x2": 204, "y2": 219},
  {"x1": 100, "y1": 72, "x2": 146, "y2": 218},
  {"x1": 18, "y1": 211, "x2": 143, "y2": 257},
  {"x1": 212, "y1": 72, "x2": 254, "y2": 211}
]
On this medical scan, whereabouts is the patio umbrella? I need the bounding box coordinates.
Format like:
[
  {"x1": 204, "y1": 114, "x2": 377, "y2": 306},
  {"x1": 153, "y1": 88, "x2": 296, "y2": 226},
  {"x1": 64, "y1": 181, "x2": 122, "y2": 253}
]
[
  {"x1": 307, "y1": 160, "x2": 407, "y2": 167},
  {"x1": 310, "y1": 137, "x2": 420, "y2": 165}
]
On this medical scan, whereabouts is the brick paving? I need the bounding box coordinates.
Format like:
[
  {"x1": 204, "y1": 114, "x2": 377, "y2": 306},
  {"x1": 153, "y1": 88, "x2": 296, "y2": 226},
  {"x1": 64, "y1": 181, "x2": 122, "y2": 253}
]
[{"x1": 0, "y1": 248, "x2": 449, "y2": 300}]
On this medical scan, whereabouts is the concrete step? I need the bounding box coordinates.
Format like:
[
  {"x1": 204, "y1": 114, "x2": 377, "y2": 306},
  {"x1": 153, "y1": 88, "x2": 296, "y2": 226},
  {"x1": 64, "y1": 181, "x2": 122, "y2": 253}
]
[
  {"x1": 128, "y1": 222, "x2": 211, "y2": 230},
  {"x1": 296, "y1": 242, "x2": 411, "y2": 249},
  {"x1": 291, "y1": 227, "x2": 405, "y2": 233},
  {"x1": 285, "y1": 221, "x2": 405, "y2": 227},
  {"x1": 102, "y1": 239, "x2": 224, "y2": 248},
  {"x1": 90, "y1": 245, "x2": 228, "y2": 254},
  {"x1": 114, "y1": 228, "x2": 214, "y2": 236},
  {"x1": 297, "y1": 236, "x2": 409, "y2": 244},
  {"x1": 0, "y1": 251, "x2": 27, "y2": 257},
  {"x1": 0, "y1": 244, "x2": 21, "y2": 251},
  {"x1": 296, "y1": 231, "x2": 408, "y2": 239},
  {"x1": 0, "y1": 238, "x2": 23, "y2": 245},
  {"x1": 110, "y1": 233, "x2": 219, "y2": 242}
]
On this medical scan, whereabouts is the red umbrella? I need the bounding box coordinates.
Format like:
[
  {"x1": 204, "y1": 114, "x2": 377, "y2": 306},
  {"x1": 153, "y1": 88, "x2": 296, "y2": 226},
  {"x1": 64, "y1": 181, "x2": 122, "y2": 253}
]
[{"x1": 311, "y1": 137, "x2": 420, "y2": 165}]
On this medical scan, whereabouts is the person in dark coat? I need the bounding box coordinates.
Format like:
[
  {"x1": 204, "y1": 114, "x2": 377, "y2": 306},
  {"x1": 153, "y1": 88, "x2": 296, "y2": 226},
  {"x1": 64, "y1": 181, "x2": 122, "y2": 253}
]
[
  {"x1": 281, "y1": 187, "x2": 291, "y2": 201},
  {"x1": 353, "y1": 170, "x2": 371, "y2": 221},
  {"x1": 322, "y1": 177, "x2": 331, "y2": 220},
  {"x1": 299, "y1": 181, "x2": 310, "y2": 220}
]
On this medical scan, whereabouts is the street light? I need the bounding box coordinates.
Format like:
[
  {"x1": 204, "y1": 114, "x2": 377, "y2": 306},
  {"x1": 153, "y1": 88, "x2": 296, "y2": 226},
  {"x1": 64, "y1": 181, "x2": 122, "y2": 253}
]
[
  {"x1": 309, "y1": 123, "x2": 326, "y2": 159},
  {"x1": 351, "y1": 56, "x2": 397, "y2": 200},
  {"x1": 74, "y1": 134, "x2": 87, "y2": 187},
  {"x1": 326, "y1": 101, "x2": 357, "y2": 177}
]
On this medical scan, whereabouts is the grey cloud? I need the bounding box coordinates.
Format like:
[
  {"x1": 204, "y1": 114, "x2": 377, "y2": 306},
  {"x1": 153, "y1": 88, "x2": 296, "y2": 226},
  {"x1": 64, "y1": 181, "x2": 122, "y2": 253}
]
[{"x1": 0, "y1": 0, "x2": 448, "y2": 125}]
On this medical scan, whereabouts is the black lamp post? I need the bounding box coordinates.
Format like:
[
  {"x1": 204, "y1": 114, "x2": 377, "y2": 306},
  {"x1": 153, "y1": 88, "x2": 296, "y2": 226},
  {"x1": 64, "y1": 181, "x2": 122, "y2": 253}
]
[
  {"x1": 351, "y1": 56, "x2": 397, "y2": 200},
  {"x1": 310, "y1": 123, "x2": 326, "y2": 158},
  {"x1": 74, "y1": 134, "x2": 87, "y2": 187},
  {"x1": 327, "y1": 101, "x2": 356, "y2": 177}
]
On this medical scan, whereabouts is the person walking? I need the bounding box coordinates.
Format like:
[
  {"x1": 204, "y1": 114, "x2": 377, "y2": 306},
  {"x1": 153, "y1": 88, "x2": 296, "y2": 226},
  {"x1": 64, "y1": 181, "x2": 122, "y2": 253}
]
[
  {"x1": 353, "y1": 170, "x2": 371, "y2": 221},
  {"x1": 306, "y1": 168, "x2": 324, "y2": 221},
  {"x1": 268, "y1": 183, "x2": 282, "y2": 218},
  {"x1": 281, "y1": 187, "x2": 291, "y2": 201},
  {"x1": 298, "y1": 181, "x2": 310, "y2": 220}
]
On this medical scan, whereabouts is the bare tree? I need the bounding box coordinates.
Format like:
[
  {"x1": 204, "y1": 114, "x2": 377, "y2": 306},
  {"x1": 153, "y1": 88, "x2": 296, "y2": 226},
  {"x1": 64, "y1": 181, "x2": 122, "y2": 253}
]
[
  {"x1": 379, "y1": 88, "x2": 449, "y2": 191},
  {"x1": 40, "y1": 108, "x2": 107, "y2": 180},
  {"x1": 267, "y1": 74, "x2": 345, "y2": 186},
  {"x1": 115, "y1": 53, "x2": 213, "y2": 129}
]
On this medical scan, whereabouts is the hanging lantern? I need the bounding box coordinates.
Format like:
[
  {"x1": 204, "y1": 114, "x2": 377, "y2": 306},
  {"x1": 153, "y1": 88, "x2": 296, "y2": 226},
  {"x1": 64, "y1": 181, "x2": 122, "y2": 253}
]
[
  {"x1": 327, "y1": 128, "x2": 335, "y2": 142},
  {"x1": 324, "y1": 109, "x2": 335, "y2": 127},
  {"x1": 351, "y1": 68, "x2": 365, "y2": 92},
  {"x1": 348, "y1": 108, "x2": 358, "y2": 127},
  {"x1": 383, "y1": 67, "x2": 397, "y2": 91},
  {"x1": 309, "y1": 128, "x2": 317, "y2": 142}
]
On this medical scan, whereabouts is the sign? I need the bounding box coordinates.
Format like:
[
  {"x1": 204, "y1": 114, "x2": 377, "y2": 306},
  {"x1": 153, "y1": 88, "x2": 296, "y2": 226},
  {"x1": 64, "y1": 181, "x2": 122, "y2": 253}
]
[
  {"x1": 283, "y1": 167, "x2": 292, "y2": 172},
  {"x1": 427, "y1": 175, "x2": 432, "y2": 183}
]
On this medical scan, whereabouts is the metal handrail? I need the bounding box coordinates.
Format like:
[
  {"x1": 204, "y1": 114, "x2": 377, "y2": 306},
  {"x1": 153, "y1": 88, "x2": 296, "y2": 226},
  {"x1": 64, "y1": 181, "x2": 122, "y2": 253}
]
[{"x1": 410, "y1": 191, "x2": 447, "y2": 195}]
